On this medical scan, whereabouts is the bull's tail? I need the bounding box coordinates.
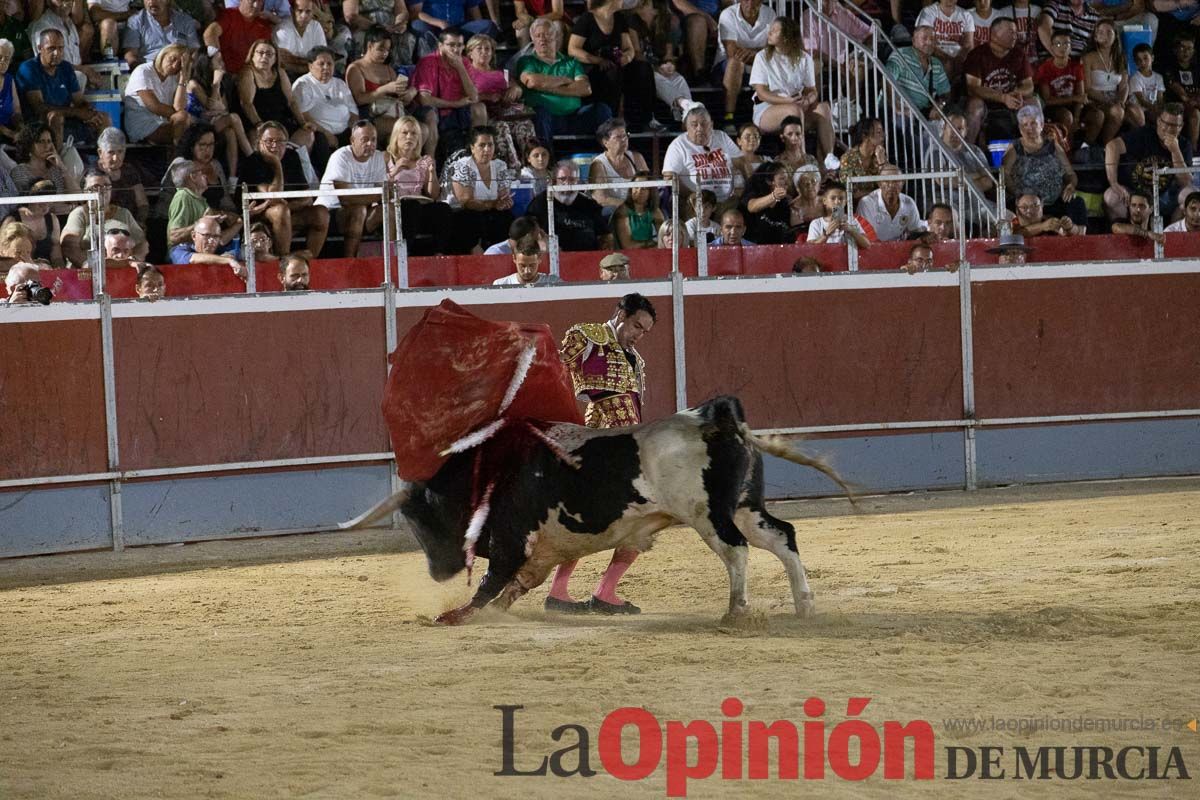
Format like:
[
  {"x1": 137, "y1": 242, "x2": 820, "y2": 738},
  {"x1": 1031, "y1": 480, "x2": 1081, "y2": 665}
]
[
  {"x1": 338, "y1": 486, "x2": 412, "y2": 531},
  {"x1": 743, "y1": 428, "x2": 858, "y2": 505}
]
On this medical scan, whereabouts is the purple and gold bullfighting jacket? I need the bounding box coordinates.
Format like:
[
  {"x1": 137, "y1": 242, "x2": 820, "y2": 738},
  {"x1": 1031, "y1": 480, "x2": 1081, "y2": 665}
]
[{"x1": 560, "y1": 321, "x2": 646, "y2": 429}]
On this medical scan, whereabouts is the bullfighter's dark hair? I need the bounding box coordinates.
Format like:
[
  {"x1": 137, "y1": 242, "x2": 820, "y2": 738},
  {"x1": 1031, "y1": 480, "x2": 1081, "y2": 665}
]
[{"x1": 617, "y1": 293, "x2": 656, "y2": 322}]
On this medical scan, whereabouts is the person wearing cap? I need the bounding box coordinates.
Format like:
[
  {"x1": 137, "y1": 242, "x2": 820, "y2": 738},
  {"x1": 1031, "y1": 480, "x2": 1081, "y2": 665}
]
[
  {"x1": 492, "y1": 234, "x2": 562, "y2": 286},
  {"x1": 61, "y1": 168, "x2": 147, "y2": 267},
  {"x1": 987, "y1": 232, "x2": 1033, "y2": 265},
  {"x1": 598, "y1": 252, "x2": 630, "y2": 281}
]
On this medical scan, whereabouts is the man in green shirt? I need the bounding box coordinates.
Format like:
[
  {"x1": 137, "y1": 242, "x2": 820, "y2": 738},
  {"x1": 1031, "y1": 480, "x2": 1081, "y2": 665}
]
[
  {"x1": 166, "y1": 159, "x2": 241, "y2": 248},
  {"x1": 513, "y1": 18, "x2": 612, "y2": 146}
]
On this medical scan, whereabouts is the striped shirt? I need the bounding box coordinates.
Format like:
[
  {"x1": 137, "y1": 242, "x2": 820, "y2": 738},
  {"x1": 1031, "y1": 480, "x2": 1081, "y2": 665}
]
[
  {"x1": 1042, "y1": 0, "x2": 1099, "y2": 58},
  {"x1": 885, "y1": 47, "x2": 951, "y2": 112}
]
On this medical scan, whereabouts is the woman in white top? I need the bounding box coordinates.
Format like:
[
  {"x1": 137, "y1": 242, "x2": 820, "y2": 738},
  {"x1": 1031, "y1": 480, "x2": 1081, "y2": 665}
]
[
  {"x1": 123, "y1": 44, "x2": 192, "y2": 144},
  {"x1": 291, "y1": 47, "x2": 359, "y2": 153},
  {"x1": 589, "y1": 116, "x2": 649, "y2": 212},
  {"x1": 749, "y1": 17, "x2": 833, "y2": 160},
  {"x1": 449, "y1": 126, "x2": 514, "y2": 253},
  {"x1": 1082, "y1": 20, "x2": 1136, "y2": 145}
]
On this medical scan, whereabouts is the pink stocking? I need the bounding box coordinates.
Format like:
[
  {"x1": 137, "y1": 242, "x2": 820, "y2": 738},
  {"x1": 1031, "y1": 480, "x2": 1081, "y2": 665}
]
[
  {"x1": 593, "y1": 548, "x2": 639, "y2": 604},
  {"x1": 547, "y1": 559, "x2": 579, "y2": 601}
]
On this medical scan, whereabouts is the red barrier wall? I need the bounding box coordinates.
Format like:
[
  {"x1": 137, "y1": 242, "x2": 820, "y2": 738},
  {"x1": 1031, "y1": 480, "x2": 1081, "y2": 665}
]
[
  {"x1": 0, "y1": 320, "x2": 108, "y2": 481},
  {"x1": 972, "y1": 274, "x2": 1200, "y2": 418},
  {"x1": 684, "y1": 287, "x2": 964, "y2": 429},
  {"x1": 5, "y1": 263, "x2": 1199, "y2": 486},
  {"x1": 112, "y1": 309, "x2": 390, "y2": 469}
]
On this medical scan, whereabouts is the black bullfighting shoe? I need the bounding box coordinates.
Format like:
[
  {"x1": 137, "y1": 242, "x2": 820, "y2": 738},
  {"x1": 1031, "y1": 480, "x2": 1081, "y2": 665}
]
[
  {"x1": 544, "y1": 596, "x2": 591, "y2": 614},
  {"x1": 588, "y1": 596, "x2": 642, "y2": 615}
]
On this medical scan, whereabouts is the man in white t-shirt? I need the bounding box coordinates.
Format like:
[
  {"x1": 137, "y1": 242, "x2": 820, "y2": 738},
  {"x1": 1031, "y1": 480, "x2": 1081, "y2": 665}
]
[
  {"x1": 88, "y1": 0, "x2": 133, "y2": 58},
  {"x1": 915, "y1": 0, "x2": 975, "y2": 78},
  {"x1": 715, "y1": 0, "x2": 776, "y2": 129},
  {"x1": 1164, "y1": 191, "x2": 1200, "y2": 232},
  {"x1": 292, "y1": 47, "x2": 357, "y2": 146},
  {"x1": 318, "y1": 121, "x2": 386, "y2": 256},
  {"x1": 273, "y1": 0, "x2": 326, "y2": 78},
  {"x1": 855, "y1": 164, "x2": 926, "y2": 242},
  {"x1": 662, "y1": 104, "x2": 743, "y2": 203},
  {"x1": 968, "y1": 0, "x2": 1011, "y2": 49}
]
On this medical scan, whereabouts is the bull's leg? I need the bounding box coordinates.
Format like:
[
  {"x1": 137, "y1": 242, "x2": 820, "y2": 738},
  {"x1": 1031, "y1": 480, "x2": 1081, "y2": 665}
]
[
  {"x1": 736, "y1": 506, "x2": 815, "y2": 618},
  {"x1": 494, "y1": 558, "x2": 556, "y2": 611},
  {"x1": 435, "y1": 532, "x2": 530, "y2": 625},
  {"x1": 692, "y1": 515, "x2": 751, "y2": 617}
]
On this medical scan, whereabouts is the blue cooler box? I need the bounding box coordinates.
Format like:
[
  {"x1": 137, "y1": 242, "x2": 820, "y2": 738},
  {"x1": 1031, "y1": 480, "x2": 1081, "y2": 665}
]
[{"x1": 87, "y1": 91, "x2": 122, "y2": 131}]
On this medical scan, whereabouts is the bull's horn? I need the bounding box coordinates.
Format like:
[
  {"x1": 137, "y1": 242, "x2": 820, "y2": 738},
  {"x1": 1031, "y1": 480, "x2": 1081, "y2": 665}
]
[{"x1": 338, "y1": 486, "x2": 412, "y2": 531}]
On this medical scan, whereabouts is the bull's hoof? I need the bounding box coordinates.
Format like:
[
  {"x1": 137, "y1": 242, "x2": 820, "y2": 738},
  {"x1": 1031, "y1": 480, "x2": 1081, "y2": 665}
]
[
  {"x1": 588, "y1": 596, "x2": 641, "y2": 615},
  {"x1": 435, "y1": 604, "x2": 477, "y2": 626},
  {"x1": 544, "y1": 596, "x2": 591, "y2": 614}
]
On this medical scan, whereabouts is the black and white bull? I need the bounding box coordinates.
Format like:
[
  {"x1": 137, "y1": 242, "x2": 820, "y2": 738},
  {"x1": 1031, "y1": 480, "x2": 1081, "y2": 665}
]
[{"x1": 344, "y1": 396, "x2": 853, "y2": 625}]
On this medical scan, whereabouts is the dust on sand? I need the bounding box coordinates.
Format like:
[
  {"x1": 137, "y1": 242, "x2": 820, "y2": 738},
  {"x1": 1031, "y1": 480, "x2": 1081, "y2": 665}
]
[{"x1": 1, "y1": 479, "x2": 1198, "y2": 799}]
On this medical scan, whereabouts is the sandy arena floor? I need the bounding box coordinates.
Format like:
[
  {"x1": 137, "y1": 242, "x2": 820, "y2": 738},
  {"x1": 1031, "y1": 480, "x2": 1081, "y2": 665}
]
[{"x1": 1, "y1": 479, "x2": 1198, "y2": 799}]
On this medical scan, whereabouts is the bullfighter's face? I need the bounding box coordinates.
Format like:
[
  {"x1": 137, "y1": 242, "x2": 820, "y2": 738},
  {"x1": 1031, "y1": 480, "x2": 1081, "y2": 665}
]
[{"x1": 615, "y1": 310, "x2": 654, "y2": 350}]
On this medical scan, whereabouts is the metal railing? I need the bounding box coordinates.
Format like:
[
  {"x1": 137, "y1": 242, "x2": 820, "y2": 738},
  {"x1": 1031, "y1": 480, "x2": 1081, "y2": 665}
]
[
  {"x1": 546, "y1": 177, "x2": 681, "y2": 276},
  {"x1": 843, "y1": 169, "x2": 968, "y2": 269},
  {"x1": 1151, "y1": 165, "x2": 1200, "y2": 259},
  {"x1": 242, "y1": 186, "x2": 388, "y2": 292},
  {"x1": 790, "y1": 0, "x2": 1000, "y2": 237}
]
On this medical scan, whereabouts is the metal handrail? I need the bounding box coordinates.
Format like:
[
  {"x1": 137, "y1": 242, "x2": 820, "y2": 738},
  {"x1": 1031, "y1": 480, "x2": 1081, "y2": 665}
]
[{"x1": 791, "y1": 0, "x2": 999, "y2": 236}]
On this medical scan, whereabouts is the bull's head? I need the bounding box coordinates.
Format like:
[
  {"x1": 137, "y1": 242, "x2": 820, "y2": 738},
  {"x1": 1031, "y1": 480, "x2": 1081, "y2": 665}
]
[{"x1": 401, "y1": 484, "x2": 470, "y2": 582}]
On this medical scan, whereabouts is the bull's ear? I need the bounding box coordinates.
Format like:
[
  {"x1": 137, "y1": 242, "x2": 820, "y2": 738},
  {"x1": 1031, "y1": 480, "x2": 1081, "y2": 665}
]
[{"x1": 339, "y1": 486, "x2": 412, "y2": 530}]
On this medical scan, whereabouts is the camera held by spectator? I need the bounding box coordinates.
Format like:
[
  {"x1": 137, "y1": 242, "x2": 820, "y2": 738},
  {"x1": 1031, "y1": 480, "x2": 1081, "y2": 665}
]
[{"x1": 5, "y1": 262, "x2": 53, "y2": 305}]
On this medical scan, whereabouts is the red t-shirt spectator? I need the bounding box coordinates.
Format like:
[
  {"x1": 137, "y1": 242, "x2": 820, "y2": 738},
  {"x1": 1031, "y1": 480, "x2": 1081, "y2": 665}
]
[
  {"x1": 1035, "y1": 58, "x2": 1084, "y2": 100},
  {"x1": 965, "y1": 44, "x2": 1032, "y2": 108},
  {"x1": 413, "y1": 52, "x2": 469, "y2": 118},
  {"x1": 215, "y1": 8, "x2": 272, "y2": 74}
]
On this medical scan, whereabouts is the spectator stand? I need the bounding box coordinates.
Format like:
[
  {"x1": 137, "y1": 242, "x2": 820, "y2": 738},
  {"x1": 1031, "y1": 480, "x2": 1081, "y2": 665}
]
[{"x1": 798, "y1": 0, "x2": 1000, "y2": 237}]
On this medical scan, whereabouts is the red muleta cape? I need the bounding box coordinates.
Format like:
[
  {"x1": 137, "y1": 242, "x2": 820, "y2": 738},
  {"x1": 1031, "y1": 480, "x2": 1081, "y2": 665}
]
[{"x1": 384, "y1": 299, "x2": 584, "y2": 482}]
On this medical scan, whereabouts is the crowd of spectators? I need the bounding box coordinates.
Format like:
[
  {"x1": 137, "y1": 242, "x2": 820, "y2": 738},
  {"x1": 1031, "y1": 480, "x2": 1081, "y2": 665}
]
[{"x1": 0, "y1": 0, "x2": 1198, "y2": 299}]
